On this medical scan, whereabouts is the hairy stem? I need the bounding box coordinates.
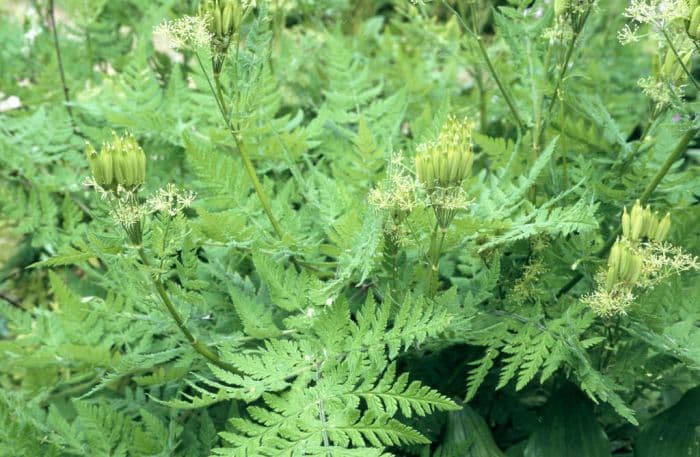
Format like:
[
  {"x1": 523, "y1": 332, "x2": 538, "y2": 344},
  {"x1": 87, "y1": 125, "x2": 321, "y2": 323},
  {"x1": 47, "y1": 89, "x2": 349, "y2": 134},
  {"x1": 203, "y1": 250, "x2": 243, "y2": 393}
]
[
  {"x1": 137, "y1": 247, "x2": 238, "y2": 374},
  {"x1": 556, "y1": 126, "x2": 699, "y2": 297}
]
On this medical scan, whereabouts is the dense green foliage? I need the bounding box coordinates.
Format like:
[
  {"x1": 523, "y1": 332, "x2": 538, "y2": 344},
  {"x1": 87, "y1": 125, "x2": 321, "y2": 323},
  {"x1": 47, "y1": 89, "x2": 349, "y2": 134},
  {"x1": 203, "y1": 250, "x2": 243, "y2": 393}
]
[{"x1": 1, "y1": 0, "x2": 699, "y2": 455}]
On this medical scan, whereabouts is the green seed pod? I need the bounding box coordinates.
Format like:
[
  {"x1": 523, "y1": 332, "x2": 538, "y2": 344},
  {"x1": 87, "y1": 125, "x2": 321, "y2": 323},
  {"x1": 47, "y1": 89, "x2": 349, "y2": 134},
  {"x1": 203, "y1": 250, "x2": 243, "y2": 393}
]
[
  {"x1": 618, "y1": 246, "x2": 631, "y2": 281},
  {"x1": 605, "y1": 264, "x2": 618, "y2": 291},
  {"x1": 134, "y1": 145, "x2": 146, "y2": 184},
  {"x1": 608, "y1": 239, "x2": 622, "y2": 274},
  {"x1": 630, "y1": 200, "x2": 644, "y2": 241},
  {"x1": 661, "y1": 48, "x2": 692, "y2": 84},
  {"x1": 621, "y1": 207, "x2": 631, "y2": 239},
  {"x1": 647, "y1": 211, "x2": 659, "y2": 241},
  {"x1": 640, "y1": 205, "x2": 653, "y2": 239},
  {"x1": 113, "y1": 148, "x2": 127, "y2": 185},
  {"x1": 415, "y1": 155, "x2": 430, "y2": 189},
  {"x1": 85, "y1": 143, "x2": 104, "y2": 185},
  {"x1": 661, "y1": 50, "x2": 675, "y2": 78},
  {"x1": 625, "y1": 253, "x2": 643, "y2": 284},
  {"x1": 214, "y1": 3, "x2": 223, "y2": 37},
  {"x1": 606, "y1": 240, "x2": 623, "y2": 291},
  {"x1": 100, "y1": 148, "x2": 114, "y2": 186},
  {"x1": 689, "y1": 6, "x2": 700, "y2": 39},
  {"x1": 222, "y1": 0, "x2": 234, "y2": 36},
  {"x1": 654, "y1": 213, "x2": 671, "y2": 242}
]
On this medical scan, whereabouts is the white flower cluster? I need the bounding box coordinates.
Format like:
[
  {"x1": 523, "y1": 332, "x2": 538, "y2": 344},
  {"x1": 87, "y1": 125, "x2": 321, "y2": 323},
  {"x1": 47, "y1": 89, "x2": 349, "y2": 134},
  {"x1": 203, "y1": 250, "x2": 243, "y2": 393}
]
[
  {"x1": 618, "y1": 0, "x2": 692, "y2": 44},
  {"x1": 368, "y1": 152, "x2": 418, "y2": 213},
  {"x1": 153, "y1": 15, "x2": 213, "y2": 52},
  {"x1": 85, "y1": 178, "x2": 196, "y2": 227},
  {"x1": 146, "y1": 183, "x2": 197, "y2": 216}
]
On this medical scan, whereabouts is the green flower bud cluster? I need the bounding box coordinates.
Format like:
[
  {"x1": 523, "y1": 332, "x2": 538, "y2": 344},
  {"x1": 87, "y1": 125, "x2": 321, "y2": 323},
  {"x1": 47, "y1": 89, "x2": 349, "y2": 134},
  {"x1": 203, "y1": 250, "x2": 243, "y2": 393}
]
[
  {"x1": 621, "y1": 200, "x2": 671, "y2": 243},
  {"x1": 689, "y1": 0, "x2": 700, "y2": 40},
  {"x1": 200, "y1": 0, "x2": 240, "y2": 41},
  {"x1": 415, "y1": 116, "x2": 474, "y2": 194},
  {"x1": 605, "y1": 239, "x2": 643, "y2": 292},
  {"x1": 199, "y1": 0, "x2": 242, "y2": 74},
  {"x1": 85, "y1": 132, "x2": 146, "y2": 192}
]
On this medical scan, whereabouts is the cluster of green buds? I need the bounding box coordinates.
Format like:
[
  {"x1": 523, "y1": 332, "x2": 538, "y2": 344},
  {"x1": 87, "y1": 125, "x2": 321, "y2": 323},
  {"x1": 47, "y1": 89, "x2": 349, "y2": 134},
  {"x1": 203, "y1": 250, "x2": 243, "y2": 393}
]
[
  {"x1": 415, "y1": 116, "x2": 474, "y2": 228},
  {"x1": 85, "y1": 132, "x2": 146, "y2": 192},
  {"x1": 198, "y1": 0, "x2": 243, "y2": 75},
  {"x1": 415, "y1": 116, "x2": 473, "y2": 193},
  {"x1": 604, "y1": 239, "x2": 643, "y2": 292},
  {"x1": 689, "y1": 0, "x2": 700, "y2": 40},
  {"x1": 621, "y1": 200, "x2": 671, "y2": 243}
]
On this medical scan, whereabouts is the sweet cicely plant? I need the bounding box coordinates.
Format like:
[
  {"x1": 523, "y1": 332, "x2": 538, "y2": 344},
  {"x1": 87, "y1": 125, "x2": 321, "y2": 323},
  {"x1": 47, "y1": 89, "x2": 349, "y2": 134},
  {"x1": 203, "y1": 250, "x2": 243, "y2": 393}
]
[{"x1": 0, "y1": 1, "x2": 699, "y2": 456}]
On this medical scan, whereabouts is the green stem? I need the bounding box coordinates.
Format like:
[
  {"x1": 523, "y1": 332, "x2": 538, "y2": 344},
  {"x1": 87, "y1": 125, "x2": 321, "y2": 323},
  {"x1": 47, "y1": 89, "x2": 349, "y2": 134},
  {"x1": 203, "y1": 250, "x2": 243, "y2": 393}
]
[
  {"x1": 475, "y1": 69, "x2": 487, "y2": 132},
  {"x1": 213, "y1": 72, "x2": 229, "y2": 116},
  {"x1": 443, "y1": 1, "x2": 525, "y2": 132},
  {"x1": 427, "y1": 223, "x2": 446, "y2": 297},
  {"x1": 544, "y1": 28, "x2": 578, "y2": 119},
  {"x1": 556, "y1": 126, "x2": 699, "y2": 297},
  {"x1": 137, "y1": 247, "x2": 238, "y2": 374},
  {"x1": 47, "y1": 0, "x2": 77, "y2": 132},
  {"x1": 195, "y1": 53, "x2": 288, "y2": 246}
]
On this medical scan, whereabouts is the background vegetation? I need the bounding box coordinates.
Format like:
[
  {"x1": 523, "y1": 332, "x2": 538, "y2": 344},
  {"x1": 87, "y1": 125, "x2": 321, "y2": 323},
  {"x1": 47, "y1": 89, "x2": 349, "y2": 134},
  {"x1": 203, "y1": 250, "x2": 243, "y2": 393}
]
[{"x1": 1, "y1": 0, "x2": 699, "y2": 456}]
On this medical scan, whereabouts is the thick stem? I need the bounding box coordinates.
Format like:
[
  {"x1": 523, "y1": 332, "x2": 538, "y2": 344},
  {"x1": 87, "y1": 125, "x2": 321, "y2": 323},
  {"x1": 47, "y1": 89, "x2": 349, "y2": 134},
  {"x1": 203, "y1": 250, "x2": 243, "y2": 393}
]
[
  {"x1": 137, "y1": 247, "x2": 238, "y2": 374},
  {"x1": 556, "y1": 127, "x2": 699, "y2": 297}
]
